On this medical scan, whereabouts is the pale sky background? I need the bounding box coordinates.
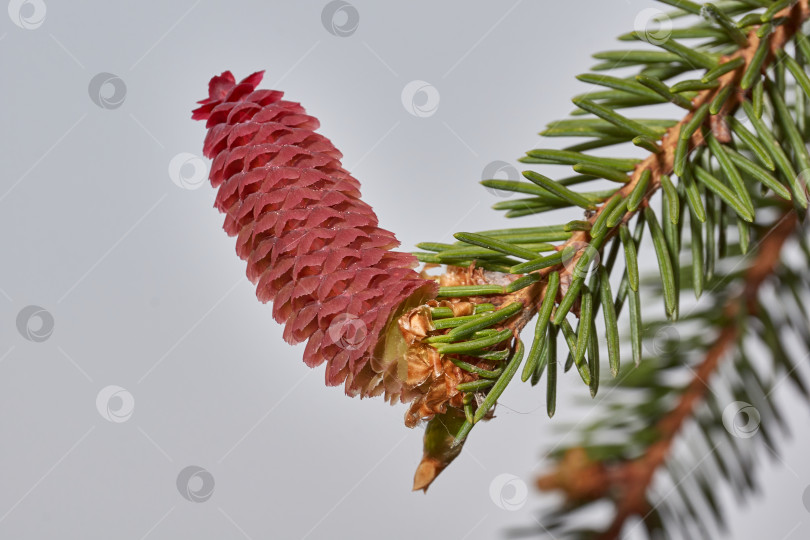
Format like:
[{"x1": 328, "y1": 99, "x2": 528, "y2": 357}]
[{"x1": 1, "y1": 1, "x2": 809, "y2": 539}]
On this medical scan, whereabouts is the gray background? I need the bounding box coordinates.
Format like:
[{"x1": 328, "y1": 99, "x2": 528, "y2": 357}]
[{"x1": 1, "y1": 0, "x2": 809, "y2": 538}]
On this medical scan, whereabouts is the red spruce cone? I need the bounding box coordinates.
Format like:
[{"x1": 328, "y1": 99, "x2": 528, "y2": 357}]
[{"x1": 192, "y1": 70, "x2": 438, "y2": 400}]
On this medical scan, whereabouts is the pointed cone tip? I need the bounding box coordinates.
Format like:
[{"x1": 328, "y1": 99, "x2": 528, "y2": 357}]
[{"x1": 412, "y1": 458, "x2": 439, "y2": 492}]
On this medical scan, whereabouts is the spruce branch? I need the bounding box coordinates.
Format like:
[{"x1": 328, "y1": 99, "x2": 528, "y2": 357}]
[
  {"x1": 409, "y1": 0, "x2": 810, "y2": 494},
  {"x1": 532, "y1": 212, "x2": 799, "y2": 539},
  {"x1": 189, "y1": 1, "x2": 810, "y2": 529},
  {"x1": 510, "y1": 0, "x2": 810, "y2": 297}
]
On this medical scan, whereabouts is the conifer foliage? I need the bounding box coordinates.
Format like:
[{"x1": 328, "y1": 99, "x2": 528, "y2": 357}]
[{"x1": 413, "y1": 0, "x2": 810, "y2": 535}]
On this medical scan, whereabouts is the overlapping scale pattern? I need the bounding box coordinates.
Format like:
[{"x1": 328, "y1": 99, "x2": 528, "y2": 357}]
[{"x1": 192, "y1": 70, "x2": 437, "y2": 398}]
